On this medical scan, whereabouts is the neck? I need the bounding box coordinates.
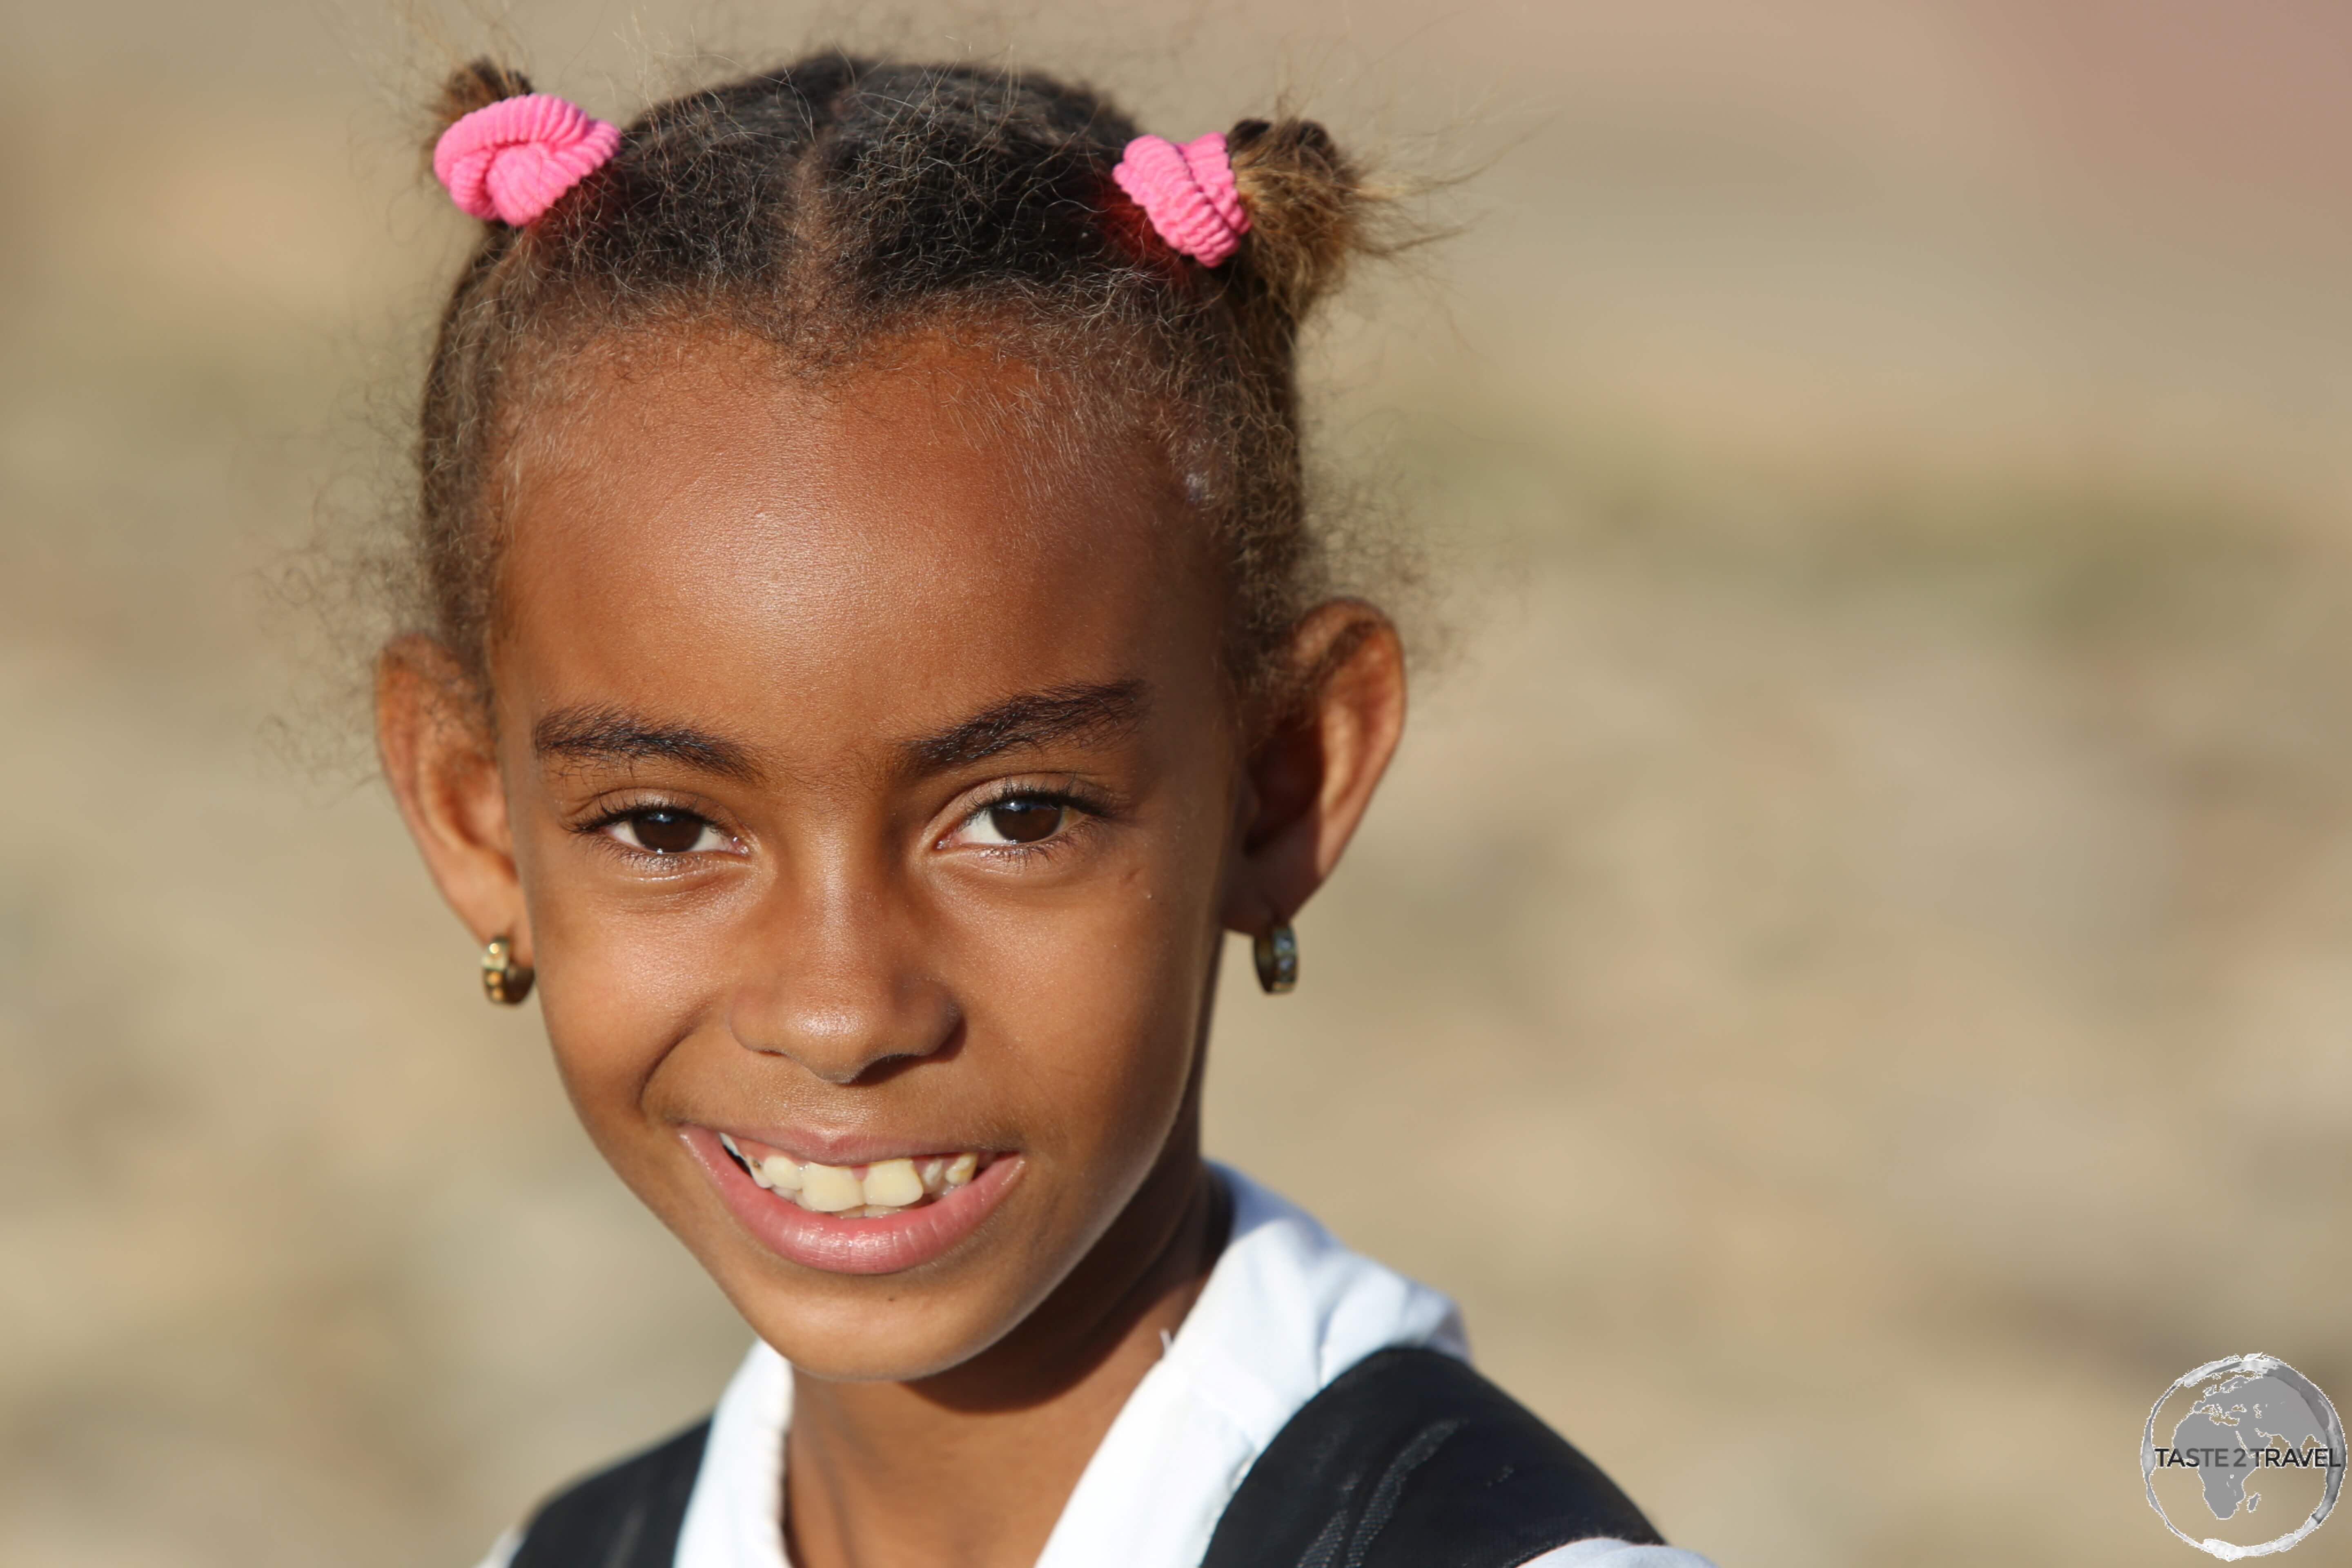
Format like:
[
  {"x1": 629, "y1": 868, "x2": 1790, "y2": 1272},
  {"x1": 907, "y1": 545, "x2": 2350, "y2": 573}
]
[{"x1": 781, "y1": 1129, "x2": 1228, "y2": 1568}]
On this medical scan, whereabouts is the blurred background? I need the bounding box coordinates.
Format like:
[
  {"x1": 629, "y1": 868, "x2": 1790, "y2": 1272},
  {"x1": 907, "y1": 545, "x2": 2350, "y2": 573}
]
[{"x1": 6, "y1": 1, "x2": 2352, "y2": 1564}]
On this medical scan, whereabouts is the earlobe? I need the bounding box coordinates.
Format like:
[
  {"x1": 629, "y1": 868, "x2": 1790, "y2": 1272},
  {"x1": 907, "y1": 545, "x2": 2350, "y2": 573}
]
[
  {"x1": 1223, "y1": 601, "x2": 1406, "y2": 938},
  {"x1": 374, "y1": 635, "x2": 532, "y2": 960}
]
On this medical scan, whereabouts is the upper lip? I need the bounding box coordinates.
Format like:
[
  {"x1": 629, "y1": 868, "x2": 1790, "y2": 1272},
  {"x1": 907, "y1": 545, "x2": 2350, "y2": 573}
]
[{"x1": 693, "y1": 1122, "x2": 1000, "y2": 1167}]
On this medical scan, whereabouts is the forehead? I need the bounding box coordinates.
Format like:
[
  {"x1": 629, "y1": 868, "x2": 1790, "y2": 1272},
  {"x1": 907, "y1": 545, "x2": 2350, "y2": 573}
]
[{"x1": 492, "y1": 334, "x2": 1219, "y2": 757}]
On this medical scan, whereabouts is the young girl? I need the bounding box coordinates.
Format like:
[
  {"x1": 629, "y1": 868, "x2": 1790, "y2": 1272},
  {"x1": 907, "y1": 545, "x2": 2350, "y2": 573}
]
[{"x1": 375, "y1": 53, "x2": 1717, "y2": 1568}]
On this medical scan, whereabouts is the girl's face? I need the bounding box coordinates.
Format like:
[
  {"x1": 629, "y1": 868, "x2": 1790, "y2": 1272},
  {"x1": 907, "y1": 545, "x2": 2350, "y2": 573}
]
[{"x1": 380, "y1": 334, "x2": 1401, "y2": 1386}]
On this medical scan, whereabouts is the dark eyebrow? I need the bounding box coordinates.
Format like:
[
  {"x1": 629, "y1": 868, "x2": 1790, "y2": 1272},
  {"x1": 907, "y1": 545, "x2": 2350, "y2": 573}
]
[
  {"x1": 903, "y1": 680, "x2": 1149, "y2": 773},
  {"x1": 532, "y1": 705, "x2": 764, "y2": 784}
]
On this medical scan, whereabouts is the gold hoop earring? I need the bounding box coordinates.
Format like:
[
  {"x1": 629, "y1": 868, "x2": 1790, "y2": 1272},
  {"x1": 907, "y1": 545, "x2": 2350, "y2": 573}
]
[
  {"x1": 1253, "y1": 923, "x2": 1298, "y2": 995},
  {"x1": 481, "y1": 935, "x2": 534, "y2": 1006}
]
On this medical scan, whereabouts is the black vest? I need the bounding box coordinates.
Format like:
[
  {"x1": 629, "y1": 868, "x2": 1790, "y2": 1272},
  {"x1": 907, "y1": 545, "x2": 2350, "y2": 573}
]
[{"x1": 510, "y1": 1348, "x2": 1663, "y2": 1568}]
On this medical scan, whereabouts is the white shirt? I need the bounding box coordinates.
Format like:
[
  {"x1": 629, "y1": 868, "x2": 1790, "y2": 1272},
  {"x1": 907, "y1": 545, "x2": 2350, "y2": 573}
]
[{"x1": 484, "y1": 1166, "x2": 1715, "y2": 1568}]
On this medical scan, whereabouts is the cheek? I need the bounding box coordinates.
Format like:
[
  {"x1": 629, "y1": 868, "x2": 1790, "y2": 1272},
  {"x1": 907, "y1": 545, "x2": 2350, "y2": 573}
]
[
  {"x1": 956, "y1": 821, "x2": 1225, "y2": 1174},
  {"x1": 512, "y1": 830, "x2": 731, "y2": 1153}
]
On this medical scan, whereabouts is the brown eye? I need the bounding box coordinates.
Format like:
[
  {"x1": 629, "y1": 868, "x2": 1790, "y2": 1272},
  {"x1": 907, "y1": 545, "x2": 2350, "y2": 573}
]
[
  {"x1": 622, "y1": 808, "x2": 713, "y2": 854},
  {"x1": 984, "y1": 800, "x2": 1064, "y2": 844}
]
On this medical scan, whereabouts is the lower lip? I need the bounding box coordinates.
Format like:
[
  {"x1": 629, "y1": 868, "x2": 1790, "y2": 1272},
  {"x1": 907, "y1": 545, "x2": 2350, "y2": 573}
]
[{"x1": 682, "y1": 1127, "x2": 1021, "y2": 1276}]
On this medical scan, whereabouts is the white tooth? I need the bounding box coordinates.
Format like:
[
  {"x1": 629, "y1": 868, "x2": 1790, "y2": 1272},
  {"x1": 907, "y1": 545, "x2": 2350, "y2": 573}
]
[
  {"x1": 720, "y1": 1132, "x2": 744, "y2": 1160},
  {"x1": 748, "y1": 1161, "x2": 773, "y2": 1190},
  {"x1": 944, "y1": 1152, "x2": 978, "y2": 1189},
  {"x1": 920, "y1": 1157, "x2": 947, "y2": 1194},
  {"x1": 800, "y1": 1162, "x2": 862, "y2": 1212},
  {"x1": 862, "y1": 1158, "x2": 924, "y2": 1208},
  {"x1": 760, "y1": 1156, "x2": 803, "y2": 1192}
]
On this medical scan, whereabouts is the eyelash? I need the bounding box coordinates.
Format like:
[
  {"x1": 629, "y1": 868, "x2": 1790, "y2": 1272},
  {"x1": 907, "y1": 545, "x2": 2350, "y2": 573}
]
[
  {"x1": 575, "y1": 799, "x2": 743, "y2": 865},
  {"x1": 571, "y1": 782, "x2": 1113, "y2": 867},
  {"x1": 944, "y1": 782, "x2": 1110, "y2": 861}
]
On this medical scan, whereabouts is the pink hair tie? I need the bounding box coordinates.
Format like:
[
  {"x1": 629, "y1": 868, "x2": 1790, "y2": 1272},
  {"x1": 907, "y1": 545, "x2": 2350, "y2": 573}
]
[
  {"x1": 1113, "y1": 131, "x2": 1250, "y2": 267},
  {"x1": 433, "y1": 94, "x2": 621, "y2": 227}
]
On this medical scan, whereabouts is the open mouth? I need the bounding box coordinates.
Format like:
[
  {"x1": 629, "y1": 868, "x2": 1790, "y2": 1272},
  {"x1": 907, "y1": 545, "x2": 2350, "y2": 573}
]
[{"x1": 717, "y1": 1133, "x2": 998, "y2": 1220}]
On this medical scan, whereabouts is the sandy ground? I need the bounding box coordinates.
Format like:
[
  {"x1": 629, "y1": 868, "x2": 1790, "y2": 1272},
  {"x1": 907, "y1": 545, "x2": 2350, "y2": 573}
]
[{"x1": 6, "y1": 2, "x2": 2352, "y2": 1564}]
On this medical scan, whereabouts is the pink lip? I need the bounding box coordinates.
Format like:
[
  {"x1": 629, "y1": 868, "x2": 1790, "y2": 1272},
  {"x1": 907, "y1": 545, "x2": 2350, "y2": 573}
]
[{"x1": 681, "y1": 1125, "x2": 1022, "y2": 1276}]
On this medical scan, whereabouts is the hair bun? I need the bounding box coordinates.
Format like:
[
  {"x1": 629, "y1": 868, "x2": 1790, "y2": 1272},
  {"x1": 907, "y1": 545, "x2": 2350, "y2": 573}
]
[
  {"x1": 1223, "y1": 117, "x2": 1361, "y2": 328},
  {"x1": 431, "y1": 60, "x2": 537, "y2": 149}
]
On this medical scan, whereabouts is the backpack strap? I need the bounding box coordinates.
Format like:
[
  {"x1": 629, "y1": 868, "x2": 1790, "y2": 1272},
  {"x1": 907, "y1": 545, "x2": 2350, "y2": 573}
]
[
  {"x1": 1200, "y1": 1347, "x2": 1662, "y2": 1568},
  {"x1": 508, "y1": 1418, "x2": 711, "y2": 1568}
]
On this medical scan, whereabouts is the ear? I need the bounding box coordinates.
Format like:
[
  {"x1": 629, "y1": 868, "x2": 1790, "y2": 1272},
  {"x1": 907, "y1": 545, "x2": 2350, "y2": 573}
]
[
  {"x1": 374, "y1": 634, "x2": 532, "y2": 963},
  {"x1": 1222, "y1": 600, "x2": 1407, "y2": 936}
]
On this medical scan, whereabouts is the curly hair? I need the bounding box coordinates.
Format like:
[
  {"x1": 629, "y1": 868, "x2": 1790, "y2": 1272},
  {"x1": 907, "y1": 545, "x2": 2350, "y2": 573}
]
[{"x1": 405, "y1": 53, "x2": 1389, "y2": 719}]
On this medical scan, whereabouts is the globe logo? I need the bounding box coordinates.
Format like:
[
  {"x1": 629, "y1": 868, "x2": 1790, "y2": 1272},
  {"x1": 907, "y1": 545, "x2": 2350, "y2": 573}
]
[{"x1": 2143, "y1": 1354, "x2": 2343, "y2": 1559}]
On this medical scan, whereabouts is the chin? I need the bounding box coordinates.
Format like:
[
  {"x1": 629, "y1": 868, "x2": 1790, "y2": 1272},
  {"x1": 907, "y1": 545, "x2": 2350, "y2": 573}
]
[{"x1": 744, "y1": 1296, "x2": 1020, "y2": 1384}]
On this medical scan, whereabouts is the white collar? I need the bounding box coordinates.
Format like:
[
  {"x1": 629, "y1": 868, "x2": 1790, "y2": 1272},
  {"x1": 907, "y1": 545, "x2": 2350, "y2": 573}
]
[{"x1": 673, "y1": 1163, "x2": 1467, "y2": 1568}]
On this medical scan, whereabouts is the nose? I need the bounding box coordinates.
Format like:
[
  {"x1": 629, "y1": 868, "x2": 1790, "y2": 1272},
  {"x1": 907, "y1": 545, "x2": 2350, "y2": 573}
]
[{"x1": 725, "y1": 872, "x2": 960, "y2": 1085}]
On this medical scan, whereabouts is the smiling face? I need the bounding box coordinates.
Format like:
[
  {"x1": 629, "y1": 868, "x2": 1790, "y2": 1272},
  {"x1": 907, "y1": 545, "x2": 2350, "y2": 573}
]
[
  {"x1": 379, "y1": 326, "x2": 1408, "y2": 1396},
  {"x1": 452, "y1": 334, "x2": 1239, "y2": 1380}
]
